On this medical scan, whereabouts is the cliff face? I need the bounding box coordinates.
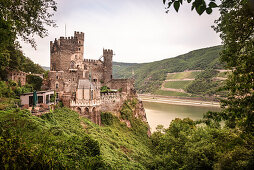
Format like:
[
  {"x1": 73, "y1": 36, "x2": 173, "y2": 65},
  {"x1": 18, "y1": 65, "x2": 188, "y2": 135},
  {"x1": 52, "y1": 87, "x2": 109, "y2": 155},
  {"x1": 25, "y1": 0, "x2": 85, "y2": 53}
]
[
  {"x1": 134, "y1": 100, "x2": 151, "y2": 136},
  {"x1": 117, "y1": 97, "x2": 151, "y2": 137}
]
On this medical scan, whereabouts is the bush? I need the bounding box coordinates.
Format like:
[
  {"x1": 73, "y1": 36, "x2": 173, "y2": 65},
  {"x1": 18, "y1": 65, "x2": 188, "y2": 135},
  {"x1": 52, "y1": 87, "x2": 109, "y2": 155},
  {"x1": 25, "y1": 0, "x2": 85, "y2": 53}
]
[
  {"x1": 26, "y1": 75, "x2": 43, "y2": 91},
  {"x1": 101, "y1": 112, "x2": 114, "y2": 125}
]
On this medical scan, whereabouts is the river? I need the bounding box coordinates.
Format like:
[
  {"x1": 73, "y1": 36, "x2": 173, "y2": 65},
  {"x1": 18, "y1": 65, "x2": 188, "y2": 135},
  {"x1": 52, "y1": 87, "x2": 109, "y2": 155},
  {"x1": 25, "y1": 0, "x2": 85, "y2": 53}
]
[{"x1": 143, "y1": 101, "x2": 221, "y2": 132}]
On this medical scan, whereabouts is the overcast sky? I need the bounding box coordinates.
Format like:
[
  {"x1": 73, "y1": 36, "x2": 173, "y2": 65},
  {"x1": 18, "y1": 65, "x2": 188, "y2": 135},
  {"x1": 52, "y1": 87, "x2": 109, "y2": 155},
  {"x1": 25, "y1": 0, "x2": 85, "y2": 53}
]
[{"x1": 20, "y1": 0, "x2": 221, "y2": 67}]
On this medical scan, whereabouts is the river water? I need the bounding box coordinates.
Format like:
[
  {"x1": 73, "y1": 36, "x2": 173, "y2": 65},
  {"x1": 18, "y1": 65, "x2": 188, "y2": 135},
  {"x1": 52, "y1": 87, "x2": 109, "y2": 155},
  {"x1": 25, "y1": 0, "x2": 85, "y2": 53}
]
[{"x1": 143, "y1": 101, "x2": 221, "y2": 132}]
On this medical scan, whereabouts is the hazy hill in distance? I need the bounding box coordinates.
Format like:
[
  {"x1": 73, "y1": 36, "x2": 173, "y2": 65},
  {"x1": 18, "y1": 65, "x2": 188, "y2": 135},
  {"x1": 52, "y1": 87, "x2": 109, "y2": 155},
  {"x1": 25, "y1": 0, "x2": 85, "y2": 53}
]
[
  {"x1": 113, "y1": 45, "x2": 223, "y2": 93},
  {"x1": 42, "y1": 66, "x2": 50, "y2": 71}
]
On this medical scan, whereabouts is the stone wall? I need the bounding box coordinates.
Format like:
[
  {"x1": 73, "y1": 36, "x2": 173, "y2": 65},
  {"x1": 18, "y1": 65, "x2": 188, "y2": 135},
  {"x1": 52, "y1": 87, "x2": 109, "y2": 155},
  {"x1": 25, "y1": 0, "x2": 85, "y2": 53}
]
[
  {"x1": 8, "y1": 70, "x2": 27, "y2": 86},
  {"x1": 100, "y1": 92, "x2": 126, "y2": 112},
  {"x1": 106, "y1": 79, "x2": 135, "y2": 94}
]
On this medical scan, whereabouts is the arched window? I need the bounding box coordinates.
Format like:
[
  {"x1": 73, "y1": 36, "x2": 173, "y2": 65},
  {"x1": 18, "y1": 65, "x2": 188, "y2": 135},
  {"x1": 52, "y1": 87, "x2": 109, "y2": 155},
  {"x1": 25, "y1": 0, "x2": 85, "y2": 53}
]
[
  {"x1": 70, "y1": 61, "x2": 75, "y2": 69},
  {"x1": 56, "y1": 83, "x2": 59, "y2": 89}
]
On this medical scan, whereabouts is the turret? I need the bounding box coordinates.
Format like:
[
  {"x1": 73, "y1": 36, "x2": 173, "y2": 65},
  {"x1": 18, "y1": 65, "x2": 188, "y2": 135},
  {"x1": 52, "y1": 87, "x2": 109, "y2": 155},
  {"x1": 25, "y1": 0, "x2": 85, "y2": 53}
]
[
  {"x1": 50, "y1": 31, "x2": 85, "y2": 71},
  {"x1": 103, "y1": 49, "x2": 113, "y2": 83}
]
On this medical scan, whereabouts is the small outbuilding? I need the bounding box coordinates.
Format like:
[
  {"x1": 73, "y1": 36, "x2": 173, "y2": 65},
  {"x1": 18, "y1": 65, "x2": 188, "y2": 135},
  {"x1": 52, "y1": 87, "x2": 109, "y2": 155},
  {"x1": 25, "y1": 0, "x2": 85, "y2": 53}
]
[{"x1": 20, "y1": 90, "x2": 55, "y2": 106}]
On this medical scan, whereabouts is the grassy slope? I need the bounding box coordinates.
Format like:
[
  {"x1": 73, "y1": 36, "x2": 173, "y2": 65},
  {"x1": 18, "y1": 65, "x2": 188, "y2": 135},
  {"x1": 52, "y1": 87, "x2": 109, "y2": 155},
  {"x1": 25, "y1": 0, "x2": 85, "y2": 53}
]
[
  {"x1": 0, "y1": 99, "x2": 151, "y2": 169},
  {"x1": 113, "y1": 46, "x2": 223, "y2": 93},
  {"x1": 164, "y1": 81, "x2": 192, "y2": 89},
  {"x1": 167, "y1": 71, "x2": 200, "y2": 79}
]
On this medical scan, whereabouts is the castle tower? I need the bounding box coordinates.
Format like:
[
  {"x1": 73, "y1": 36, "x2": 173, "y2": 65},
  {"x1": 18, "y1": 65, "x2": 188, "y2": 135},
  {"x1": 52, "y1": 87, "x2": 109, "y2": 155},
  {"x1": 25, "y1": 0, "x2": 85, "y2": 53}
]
[
  {"x1": 50, "y1": 31, "x2": 85, "y2": 71},
  {"x1": 103, "y1": 49, "x2": 113, "y2": 83}
]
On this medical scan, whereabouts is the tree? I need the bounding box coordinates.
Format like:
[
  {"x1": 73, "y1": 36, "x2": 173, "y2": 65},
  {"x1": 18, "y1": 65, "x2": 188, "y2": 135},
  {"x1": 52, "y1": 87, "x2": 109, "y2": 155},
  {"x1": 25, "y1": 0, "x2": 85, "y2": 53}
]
[
  {"x1": 26, "y1": 75, "x2": 43, "y2": 91},
  {"x1": 164, "y1": 0, "x2": 254, "y2": 132},
  {"x1": 0, "y1": 0, "x2": 57, "y2": 48},
  {"x1": 213, "y1": 0, "x2": 254, "y2": 132},
  {"x1": 0, "y1": 0, "x2": 56, "y2": 80}
]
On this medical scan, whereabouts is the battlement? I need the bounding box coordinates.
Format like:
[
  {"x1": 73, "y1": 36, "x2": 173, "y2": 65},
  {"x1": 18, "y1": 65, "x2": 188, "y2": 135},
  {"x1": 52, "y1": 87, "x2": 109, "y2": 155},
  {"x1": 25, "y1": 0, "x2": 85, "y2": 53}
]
[
  {"x1": 103, "y1": 49, "x2": 113, "y2": 55},
  {"x1": 51, "y1": 31, "x2": 84, "y2": 48},
  {"x1": 84, "y1": 59, "x2": 100, "y2": 63},
  {"x1": 74, "y1": 31, "x2": 84, "y2": 40}
]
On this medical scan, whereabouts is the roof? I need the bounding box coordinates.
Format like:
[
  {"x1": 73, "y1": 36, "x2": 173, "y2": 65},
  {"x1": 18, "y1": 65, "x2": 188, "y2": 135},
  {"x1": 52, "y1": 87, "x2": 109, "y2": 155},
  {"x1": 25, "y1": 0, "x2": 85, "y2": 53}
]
[
  {"x1": 78, "y1": 79, "x2": 95, "y2": 89},
  {"x1": 20, "y1": 90, "x2": 54, "y2": 96}
]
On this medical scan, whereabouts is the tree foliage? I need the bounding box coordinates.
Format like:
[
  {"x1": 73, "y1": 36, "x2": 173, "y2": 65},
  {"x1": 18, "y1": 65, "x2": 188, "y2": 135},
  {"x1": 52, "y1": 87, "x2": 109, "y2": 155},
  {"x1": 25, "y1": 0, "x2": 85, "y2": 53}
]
[
  {"x1": 0, "y1": 0, "x2": 55, "y2": 80},
  {"x1": 150, "y1": 118, "x2": 254, "y2": 169},
  {"x1": 186, "y1": 69, "x2": 220, "y2": 96},
  {"x1": 26, "y1": 75, "x2": 43, "y2": 91},
  {"x1": 163, "y1": 0, "x2": 218, "y2": 15},
  {"x1": 0, "y1": 0, "x2": 57, "y2": 48},
  {"x1": 212, "y1": 0, "x2": 254, "y2": 132}
]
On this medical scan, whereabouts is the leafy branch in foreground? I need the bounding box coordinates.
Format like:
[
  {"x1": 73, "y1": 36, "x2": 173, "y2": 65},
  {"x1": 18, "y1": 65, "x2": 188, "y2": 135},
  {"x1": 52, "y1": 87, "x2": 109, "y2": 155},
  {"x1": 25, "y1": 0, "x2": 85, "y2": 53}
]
[
  {"x1": 163, "y1": 0, "x2": 218, "y2": 15},
  {"x1": 0, "y1": 0, "x2": 57, "y2": 48}
]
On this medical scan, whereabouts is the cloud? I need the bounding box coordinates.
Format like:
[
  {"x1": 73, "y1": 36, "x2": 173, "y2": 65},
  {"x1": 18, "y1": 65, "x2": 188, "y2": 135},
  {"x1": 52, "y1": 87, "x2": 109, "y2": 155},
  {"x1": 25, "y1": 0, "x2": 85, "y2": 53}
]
[{"x1": 20, "y1": 0, "x2": 221, "y2": 66}]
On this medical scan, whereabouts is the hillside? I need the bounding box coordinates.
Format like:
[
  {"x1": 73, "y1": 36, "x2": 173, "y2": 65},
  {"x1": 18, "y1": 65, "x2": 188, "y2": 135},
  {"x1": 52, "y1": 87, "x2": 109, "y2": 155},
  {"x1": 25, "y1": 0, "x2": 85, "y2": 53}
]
[
  {"x1": 113, "y1": 45, "x2": 223, "y2": 93},
  {"x1": 0, "y1": 98, "x2": 152, "y2": 169}
]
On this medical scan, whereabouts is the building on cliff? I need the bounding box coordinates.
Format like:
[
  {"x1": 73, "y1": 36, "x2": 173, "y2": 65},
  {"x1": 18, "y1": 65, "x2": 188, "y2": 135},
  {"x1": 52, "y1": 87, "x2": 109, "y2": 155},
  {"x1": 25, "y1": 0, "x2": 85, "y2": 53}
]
[{"x1": 47, "y1": 31, "x2": 137, "y2": 125}]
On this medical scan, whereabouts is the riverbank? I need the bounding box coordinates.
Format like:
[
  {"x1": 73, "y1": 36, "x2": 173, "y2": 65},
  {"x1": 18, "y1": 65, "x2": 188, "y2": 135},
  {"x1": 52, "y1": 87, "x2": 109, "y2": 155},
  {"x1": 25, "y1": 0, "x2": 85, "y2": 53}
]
[{"x1": 138, "y1": 94, "x2": 220, "y2": 107}]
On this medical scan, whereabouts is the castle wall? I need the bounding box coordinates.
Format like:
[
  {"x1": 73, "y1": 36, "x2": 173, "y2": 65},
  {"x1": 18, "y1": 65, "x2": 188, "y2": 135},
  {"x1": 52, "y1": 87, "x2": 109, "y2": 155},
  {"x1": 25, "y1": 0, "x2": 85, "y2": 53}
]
[
  {"x1": 107, "y1": 79, "x2": 135, "y2": 94},
  {"x1": 100, "y1": 92, "x2": 126, "y2": 112},
  {"x1": 8, "y1": 70, "x2": 27, "y2": 86}
]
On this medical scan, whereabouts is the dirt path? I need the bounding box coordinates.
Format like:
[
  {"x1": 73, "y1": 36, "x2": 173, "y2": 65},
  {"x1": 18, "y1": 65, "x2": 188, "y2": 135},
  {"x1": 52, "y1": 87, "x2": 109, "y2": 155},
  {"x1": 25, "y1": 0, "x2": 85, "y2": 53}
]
[{"x1": 165, "y1": 78, "x2": 194, "y2": 81}]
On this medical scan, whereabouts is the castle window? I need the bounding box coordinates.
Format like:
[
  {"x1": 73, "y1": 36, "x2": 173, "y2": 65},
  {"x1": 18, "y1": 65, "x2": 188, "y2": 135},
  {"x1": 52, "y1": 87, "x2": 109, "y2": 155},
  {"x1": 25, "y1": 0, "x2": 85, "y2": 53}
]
[
  {"x1": 78, "y1": 48, "x2": 80, "y2": 51},
  {"x1": 56, "y1": 76, "x2": 59, "y2": 79},
  {"x1": 70, "y1": 61, "x2": 75, "y2": 69},
  {"x1": 78, "y1": 41, "x2": 81, "y2": 44},
  {"x1": 73, "y1": 78, "x2": 75, "y2": 81},
  {"x1": 56, "y1": 83, "x2": 59, "y2": 89}
]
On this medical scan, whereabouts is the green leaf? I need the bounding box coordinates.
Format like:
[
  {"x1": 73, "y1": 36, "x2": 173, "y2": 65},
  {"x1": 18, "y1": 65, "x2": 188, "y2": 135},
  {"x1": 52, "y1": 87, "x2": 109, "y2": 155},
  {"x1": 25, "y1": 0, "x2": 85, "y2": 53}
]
[
  {"x1": 206, "y1": 8, "x2": 213, "y2": 14},
  {"x1": 196, "y1": 5, "x2": 206, "y2": 15},
  {"x1": 167, "y1": 2, "x2": 173, "y2": 9},
  {"x1": 208, "y1": 2, "x2": 218, "y2": 8},
  {"x1": 174, "y1": 1, "x2": 180, "y2": 12}
]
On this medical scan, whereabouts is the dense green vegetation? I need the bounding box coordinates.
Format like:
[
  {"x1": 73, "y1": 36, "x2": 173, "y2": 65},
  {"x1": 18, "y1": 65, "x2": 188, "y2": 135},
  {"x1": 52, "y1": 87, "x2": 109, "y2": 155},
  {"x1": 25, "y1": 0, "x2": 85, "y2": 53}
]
[
  {"x1": 0, "y1": 99, "x2": 152, "y2": 169},
  {"x1": 82, "y1": 100, "x2": 152, "y2": 169},
  {"x1": 0, "y1": 108, "x2": 105, "y2": 169},
  {"x1": 186, "y1": 69, "x2": 223, "y2": 96},
  {"x1": 150, "y1": 118, "x2": 254, "y2": 169},
  {"x1": 0, "y1": 81, "x2": 33, "y2": 99},
  {"x1": 113, "y1": 45, "x2": 223, "y2": 93},
  {"x1": 26, "y1": 75, "x2": 43, "y2": 91},
  {"x1": 164, "y1": 81, "x2": 192, "y2": 89}
]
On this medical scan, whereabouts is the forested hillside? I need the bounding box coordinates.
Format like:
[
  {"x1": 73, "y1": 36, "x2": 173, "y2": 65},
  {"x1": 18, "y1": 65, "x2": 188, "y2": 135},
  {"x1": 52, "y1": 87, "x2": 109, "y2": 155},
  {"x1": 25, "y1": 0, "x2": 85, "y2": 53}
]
[{"x1": 113, "y1": 46, "x2": 223, "y2": 93}]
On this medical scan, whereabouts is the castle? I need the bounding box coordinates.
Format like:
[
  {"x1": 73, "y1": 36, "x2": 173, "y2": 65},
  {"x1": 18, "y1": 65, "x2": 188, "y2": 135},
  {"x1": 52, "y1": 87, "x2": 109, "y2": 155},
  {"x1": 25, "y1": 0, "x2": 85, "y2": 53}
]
[{"x1": 48, "y1": 31, "x2": 136, "y2": 125}]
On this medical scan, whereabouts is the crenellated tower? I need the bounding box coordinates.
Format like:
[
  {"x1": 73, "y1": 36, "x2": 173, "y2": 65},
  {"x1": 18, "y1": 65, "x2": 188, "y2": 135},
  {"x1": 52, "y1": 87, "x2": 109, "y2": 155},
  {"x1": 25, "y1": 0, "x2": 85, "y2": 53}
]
[
  {"x1": 103, "y1": 49, "x2": 113, "y2": 83},
  {"x1": 50, "y1": 31, "x2": 85, "y2": 71}
]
